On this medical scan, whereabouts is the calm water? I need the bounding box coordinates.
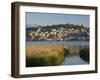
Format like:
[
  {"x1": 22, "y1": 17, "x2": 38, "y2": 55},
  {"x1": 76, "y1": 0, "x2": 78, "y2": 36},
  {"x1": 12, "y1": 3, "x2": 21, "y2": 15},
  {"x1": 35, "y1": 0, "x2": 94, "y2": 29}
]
[{"x1": 26, "y1": 41, "x2": 89, "y2": 65}]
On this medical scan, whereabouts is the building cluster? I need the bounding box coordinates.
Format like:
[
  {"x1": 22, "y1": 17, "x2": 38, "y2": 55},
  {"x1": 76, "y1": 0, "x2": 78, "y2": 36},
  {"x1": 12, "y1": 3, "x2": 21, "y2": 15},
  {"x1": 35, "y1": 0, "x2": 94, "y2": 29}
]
[{"x1": 26, "y1": 27, "x2": 89, "y2": 41}]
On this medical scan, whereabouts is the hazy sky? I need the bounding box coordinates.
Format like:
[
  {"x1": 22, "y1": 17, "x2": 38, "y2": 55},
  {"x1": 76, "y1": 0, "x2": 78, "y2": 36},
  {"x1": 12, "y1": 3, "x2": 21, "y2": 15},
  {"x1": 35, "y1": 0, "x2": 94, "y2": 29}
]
[{"x1": 25, "y1": 12, "x2": 90, "y2": 27}]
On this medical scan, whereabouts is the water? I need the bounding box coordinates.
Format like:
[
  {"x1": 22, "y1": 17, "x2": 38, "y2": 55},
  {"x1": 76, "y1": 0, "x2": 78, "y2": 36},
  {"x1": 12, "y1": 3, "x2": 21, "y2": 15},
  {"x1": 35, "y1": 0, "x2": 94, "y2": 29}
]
[
  {"x1": 26, "y1": 40, "x2": 89, "y2": 46},
  {"x1": 63, "y1": 56, "x2": 87, "y2": 65},
  {"x1": 26, "y1": 41, "x2": 89, "y2": 65}
]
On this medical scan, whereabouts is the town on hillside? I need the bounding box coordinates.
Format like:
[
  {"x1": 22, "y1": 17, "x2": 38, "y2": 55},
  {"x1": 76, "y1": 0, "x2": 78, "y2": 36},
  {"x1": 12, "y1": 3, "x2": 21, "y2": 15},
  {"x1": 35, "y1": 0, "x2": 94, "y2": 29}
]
[{"x1": 26, "y1": 23, "x2": 89, "y2": 41}]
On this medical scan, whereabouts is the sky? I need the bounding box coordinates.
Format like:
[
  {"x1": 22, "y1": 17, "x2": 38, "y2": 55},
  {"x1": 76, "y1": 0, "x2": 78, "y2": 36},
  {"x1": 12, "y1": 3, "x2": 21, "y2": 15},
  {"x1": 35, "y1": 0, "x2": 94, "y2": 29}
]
[{"x1": 25, "y1": 12, "x2": 90, "y2": 27}]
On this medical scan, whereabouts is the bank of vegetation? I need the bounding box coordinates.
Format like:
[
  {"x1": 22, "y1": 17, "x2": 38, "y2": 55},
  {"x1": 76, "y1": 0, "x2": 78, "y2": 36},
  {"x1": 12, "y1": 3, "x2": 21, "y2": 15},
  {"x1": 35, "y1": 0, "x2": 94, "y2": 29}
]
[{"x1": 26, "y1": 45, "x2": 89, "y2": 67}]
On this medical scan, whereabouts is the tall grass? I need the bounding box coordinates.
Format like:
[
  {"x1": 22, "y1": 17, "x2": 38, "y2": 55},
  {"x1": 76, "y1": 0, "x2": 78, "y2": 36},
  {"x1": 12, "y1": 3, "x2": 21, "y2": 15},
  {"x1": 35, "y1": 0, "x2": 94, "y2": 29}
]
[{"x1": 26, "y1": 45, "x2": 67, "y2": 67}]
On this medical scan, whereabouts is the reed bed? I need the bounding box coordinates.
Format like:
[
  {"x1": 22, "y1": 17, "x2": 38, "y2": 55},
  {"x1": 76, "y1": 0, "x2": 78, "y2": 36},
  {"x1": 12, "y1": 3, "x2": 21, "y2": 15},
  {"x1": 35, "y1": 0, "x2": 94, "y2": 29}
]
[{"x1": 26, "y1": 44, "x2": 66, "y2": 67}]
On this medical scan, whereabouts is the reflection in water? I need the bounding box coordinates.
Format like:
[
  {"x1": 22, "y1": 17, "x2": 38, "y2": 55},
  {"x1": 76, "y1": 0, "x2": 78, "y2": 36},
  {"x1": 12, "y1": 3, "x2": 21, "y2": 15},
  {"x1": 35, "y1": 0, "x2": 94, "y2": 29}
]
[
  {"x1": 63, "y1": 44, "x2": 89, "y2": 65},
  {"x1": 63, "y1": 56, "x2": 88, "y2": 65}
]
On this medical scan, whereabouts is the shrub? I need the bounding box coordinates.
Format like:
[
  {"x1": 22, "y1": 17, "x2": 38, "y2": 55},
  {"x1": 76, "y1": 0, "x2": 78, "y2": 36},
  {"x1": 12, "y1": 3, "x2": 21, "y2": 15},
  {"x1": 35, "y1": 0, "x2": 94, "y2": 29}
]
[
  {"x1": 79, "y1": 48, "x2": 89, "y2": 63},
  {"x1": 64, "y1": 48, "x2": 70, "y2": 56}
]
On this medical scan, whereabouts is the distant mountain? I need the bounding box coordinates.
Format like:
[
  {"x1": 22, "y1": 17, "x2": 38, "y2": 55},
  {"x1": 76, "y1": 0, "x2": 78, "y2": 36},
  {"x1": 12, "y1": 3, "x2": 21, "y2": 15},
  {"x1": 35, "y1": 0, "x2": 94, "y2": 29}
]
[
  {"x1": 26, "y1": 24, "x2": 33, "y2": 28},
  {"x1": 32, "y1": 24, "x2": 41, "y2": 27},
  {"x1": 26, "y1": 24, "x2": 42, "y2": 28}
]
